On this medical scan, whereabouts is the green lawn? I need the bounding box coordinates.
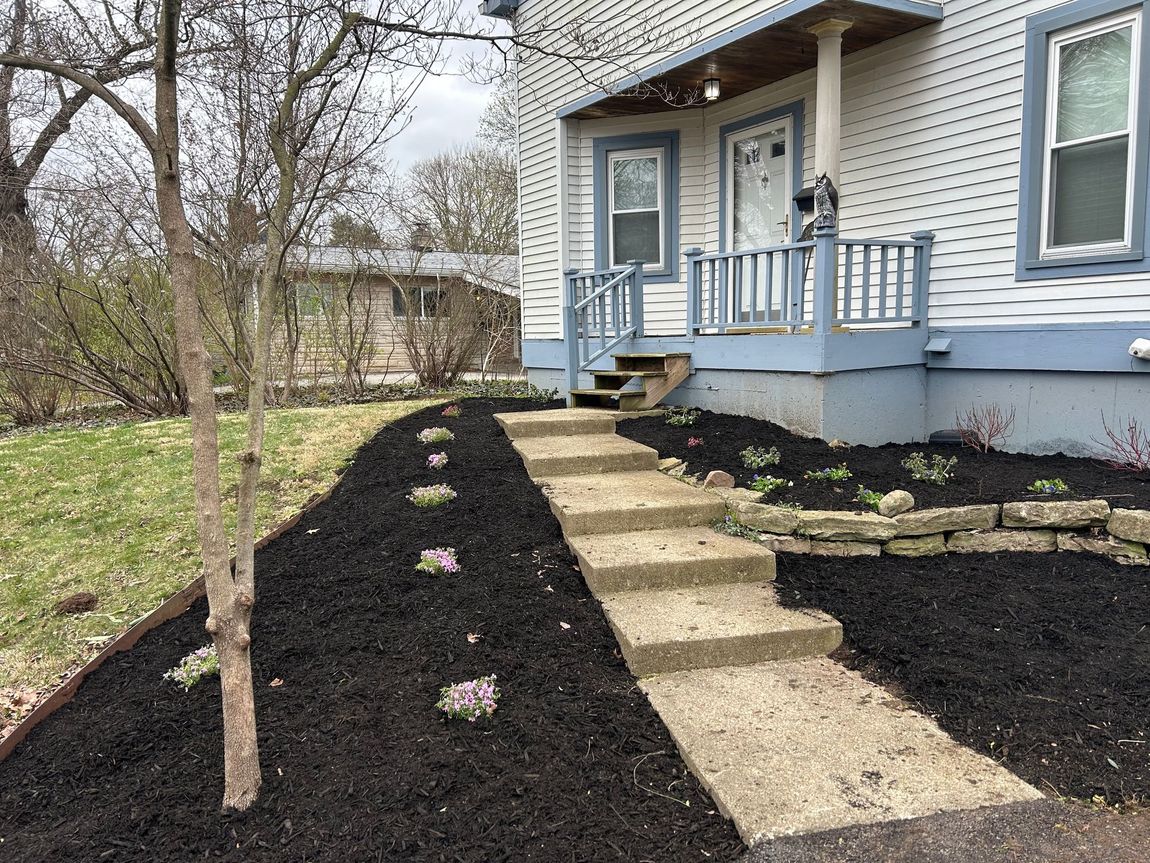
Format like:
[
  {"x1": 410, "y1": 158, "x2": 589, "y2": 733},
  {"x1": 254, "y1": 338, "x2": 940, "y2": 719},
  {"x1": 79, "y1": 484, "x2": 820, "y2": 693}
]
[{"x1": 0, "y1": 400, "x2": 440, "y2": 694}]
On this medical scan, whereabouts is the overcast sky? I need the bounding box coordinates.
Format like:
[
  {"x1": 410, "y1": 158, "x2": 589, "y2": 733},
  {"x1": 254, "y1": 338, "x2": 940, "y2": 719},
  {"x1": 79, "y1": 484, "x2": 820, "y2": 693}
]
[{"x1": 389, "y1": 73, "x2": 494, "y2": 173}]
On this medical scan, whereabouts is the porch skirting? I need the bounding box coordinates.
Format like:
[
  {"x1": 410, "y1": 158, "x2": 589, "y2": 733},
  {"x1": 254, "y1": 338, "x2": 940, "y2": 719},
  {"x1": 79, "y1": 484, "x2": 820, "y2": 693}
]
[{"x1": 523, "y1": 325, "x2": 1150, "y2": 454}]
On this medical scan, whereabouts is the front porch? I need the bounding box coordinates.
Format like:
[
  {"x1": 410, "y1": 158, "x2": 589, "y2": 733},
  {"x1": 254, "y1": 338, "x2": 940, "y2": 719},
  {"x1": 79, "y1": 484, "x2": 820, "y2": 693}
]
[
  {"x1": 563, "y1": 227, "x2": 936, "y2": 397},
  {"x1": 557, "y1": 0, "x2": 945, "y2": 405}
]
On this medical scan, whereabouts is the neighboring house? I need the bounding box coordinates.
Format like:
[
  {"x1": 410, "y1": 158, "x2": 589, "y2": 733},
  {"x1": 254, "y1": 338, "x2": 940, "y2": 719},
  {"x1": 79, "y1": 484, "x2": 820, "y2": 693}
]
[
  {"x1": 281, "y1": 246, "x2": 521, "y2": 379},
  {"x1": 486, "y1": 0, "x2": 1150, "y2": 452}
]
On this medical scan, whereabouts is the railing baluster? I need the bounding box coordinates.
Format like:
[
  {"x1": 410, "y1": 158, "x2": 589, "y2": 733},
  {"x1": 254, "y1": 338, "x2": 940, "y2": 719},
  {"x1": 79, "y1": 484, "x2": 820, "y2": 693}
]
[
  {"x1": 860, "y1": 245, "x2": 873, "y2": 320},
  {"x1": 764, "y1": 252, "x2": 774, "y2": 322},
  {"x1": 749, "y1": 253, "x2": 759, "y2": 323},
  {"x1": 709, "y1": 259, "x2": 718, "y2": 327},
  {"x1": 842, "y1": 243, "x2": 854, "y2": 321},
  {"x1": 733, "y1": 255, "x2": 744, "y2": 325},
  {"x1": 895, "y1": 246, "x2": 907, "y2": 317},
  {"x1": 718, "y1": 258, "x2": 729, "y2": 331},
  {"x1": 611, "y1": 279, "x2": 621, "y2": 339},
  {"x1": 878, "y1": 245, "x2": 890, "y2": 318}
]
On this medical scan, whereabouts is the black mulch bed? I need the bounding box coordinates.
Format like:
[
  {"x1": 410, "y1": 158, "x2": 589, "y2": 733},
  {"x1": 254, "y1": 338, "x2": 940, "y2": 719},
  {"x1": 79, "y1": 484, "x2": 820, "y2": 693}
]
[
  {"x1": 0, "y1": 398, "x2": 744, "y2": 863},
  {"x1": 773, "y1": 551, "x2": 1150, "y2": 804},
  {"x1": 617, "y1": 411, "x2": 1150, "y2": 510}
]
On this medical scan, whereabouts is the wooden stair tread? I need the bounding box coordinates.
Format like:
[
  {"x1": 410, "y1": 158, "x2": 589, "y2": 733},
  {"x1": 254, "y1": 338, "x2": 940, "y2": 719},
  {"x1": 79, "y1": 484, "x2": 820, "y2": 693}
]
[
  {"x1": 611, "y1": 352, "x2": 692, "y2": 358},
  {"x1": 592, "y1": 370, "x2": 668, "y2": 378},
  {"x1": 570, "y1": 388, "x2": 634, "y2": 397}
]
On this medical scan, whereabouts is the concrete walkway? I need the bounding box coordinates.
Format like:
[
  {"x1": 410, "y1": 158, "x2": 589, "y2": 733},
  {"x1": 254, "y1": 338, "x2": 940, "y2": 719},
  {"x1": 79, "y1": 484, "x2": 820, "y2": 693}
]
[{"x1": 495, "y1": 408, "x2": 1042, "y2": 844}]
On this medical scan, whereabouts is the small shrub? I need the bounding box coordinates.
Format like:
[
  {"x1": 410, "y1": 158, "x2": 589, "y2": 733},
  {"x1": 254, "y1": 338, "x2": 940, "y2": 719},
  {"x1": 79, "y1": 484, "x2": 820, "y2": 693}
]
[
  {"x1": 665, "y1": 407, "x2": 699, "y2": 427},
  {"x1": 407, "y1": 484, "x2": 457, "y2": 507},
  {"x1": 437, "y1": 675, "x2": 500, "y2": 721},
  {"x1": 803, "y1": 464, "x2": 852, "y2": 482},
  {"x1": 427, "y1": 452, "x2": 449, "y2": 470},
  {"x1": 417, "y1": 427, "x2": 454, "y2": 445},
  {"x1": 1028, "y1": 478, "x2": 1069, "y2": 495},
  {"x1": 713, "y1": 515, "x2": 760, "y2": 540},
  {"x1": 1094, "y1": 414, "x2": 1150, "y2": 473},
  {"x1": 902, "y1": 452, "x2": 958, "y2": 486},
  {"x1": 956, "y1": 404, "x2": 1016, "y2": 453},
  {"x1": 687, "y1": 436, "x2": 704, "y2": 448},
  {"x1": 749, "y1": 474, "x2": 792, "y2": 494},
  {"x1": 417, "y1": 547, "x2": 461, "y2": 574},
  {"x1": 740, "y1": 445, "x2": 781, "y2": 469},
  {"x1": 441, "y1": 404, "x2": 462, "y2": 418},
  {"x1": 164, "y1": 645, "x2": 219, "y2": 690},
  {"x1": 854, "y1": 486, "x2": 883, "y2": 512}
]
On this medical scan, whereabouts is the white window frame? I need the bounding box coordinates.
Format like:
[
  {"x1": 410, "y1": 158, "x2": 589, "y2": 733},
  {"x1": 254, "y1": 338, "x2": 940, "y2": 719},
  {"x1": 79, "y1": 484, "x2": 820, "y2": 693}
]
[
  {"x1": 1040, "y1": 10, "x2": 1142, "y2": 260},
  {"x1": 606, "y1": 147, "x2": 665, "y2": 270}
]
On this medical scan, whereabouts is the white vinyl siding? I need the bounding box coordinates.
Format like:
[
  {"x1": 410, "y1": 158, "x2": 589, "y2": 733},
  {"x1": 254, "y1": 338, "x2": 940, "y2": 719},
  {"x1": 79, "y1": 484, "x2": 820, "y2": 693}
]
[{"x1": 517, "y1": 0, "x2": 1150, "y2": 340}]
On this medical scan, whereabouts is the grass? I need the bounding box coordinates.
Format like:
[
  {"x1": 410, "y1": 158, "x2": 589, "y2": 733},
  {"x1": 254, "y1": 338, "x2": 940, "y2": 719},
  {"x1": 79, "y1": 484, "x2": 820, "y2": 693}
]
[{"x1": 0, "y1": 400, "x2": 440, "y2": 693}]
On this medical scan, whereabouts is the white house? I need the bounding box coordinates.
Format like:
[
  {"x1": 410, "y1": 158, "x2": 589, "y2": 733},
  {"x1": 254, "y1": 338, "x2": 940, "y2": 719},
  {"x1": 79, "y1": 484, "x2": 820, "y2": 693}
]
[{"x1": 485, "y1": 0, "x2": 1150, "y2": 452}]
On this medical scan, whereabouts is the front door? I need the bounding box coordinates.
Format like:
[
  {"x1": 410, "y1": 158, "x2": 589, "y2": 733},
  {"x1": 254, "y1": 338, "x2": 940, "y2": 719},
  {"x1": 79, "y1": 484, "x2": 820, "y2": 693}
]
[
  {"x1": 727, "y1": 117, "x2": 793, "y2": 250},
  {"x1": 725, "y1": 117, "x2": 794, "y2": 321}
]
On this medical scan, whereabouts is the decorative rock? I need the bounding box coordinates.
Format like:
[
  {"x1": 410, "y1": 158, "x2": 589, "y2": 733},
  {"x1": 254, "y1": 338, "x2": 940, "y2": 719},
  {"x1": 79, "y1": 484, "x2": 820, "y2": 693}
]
[
  {"x1": 1057, "y1": 531, "x2": 1149, "y2": 566},
  {"x1": 810, "y1": 540, "x2": 882, "y2": 557},
  {"x1": 946, "y1": 529, "x2": 1057, "y2": 554},
  {"x1": 796, "y1": 510, "x2": 897, "y2": 542},
  {"x1": 884, "y1": 534, "x2": 947, "y2": 557},
  {"x1": 757, "y1": 533, "x2": 812, "y2": 554},
  {"x1": 878, "y1": 490, "x2": 915, "y2": 518},
  {"x1": 732, "y1": 501, "x2": 801, "y2": 535},
  {"x1": 703, "y1": 470, "x2": 736, "y2": 489},
  {"x1": 658, "y1": 457, "x2": 685, "y2": 472},
  {"x1": 894, "y1": 505, "x2": 1000, "y2": 537},
  {"x1": 1107, "y1": 508, "x2": 1150, "y2": 544},
  {"x1": 1001, "y1": 499, "x2": 1110, "y2": 529},
  {"x1": 708, "y1": 486, "x2": 765, "y2": 505}
]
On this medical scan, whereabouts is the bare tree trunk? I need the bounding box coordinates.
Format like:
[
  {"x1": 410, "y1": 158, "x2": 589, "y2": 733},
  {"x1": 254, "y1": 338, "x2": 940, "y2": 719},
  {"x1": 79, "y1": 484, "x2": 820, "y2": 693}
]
[{"x1": 152, "y1": 0, "x2": 260, "y2": 810}]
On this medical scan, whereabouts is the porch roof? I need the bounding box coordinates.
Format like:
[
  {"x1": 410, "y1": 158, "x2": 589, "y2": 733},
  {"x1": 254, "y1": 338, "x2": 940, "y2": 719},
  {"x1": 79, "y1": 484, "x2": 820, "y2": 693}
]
[{"x1": 557, "y1": 0, "x2": 943, "y2": 121}]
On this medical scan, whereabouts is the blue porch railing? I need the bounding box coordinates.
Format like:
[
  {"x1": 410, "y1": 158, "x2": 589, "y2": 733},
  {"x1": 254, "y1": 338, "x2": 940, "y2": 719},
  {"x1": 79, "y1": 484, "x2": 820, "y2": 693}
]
[
  {"x1": 687, "y1": 228, "x2": 935, "y2": 335},
  {"x1": 563, "y1": 260, "x2": 644, "y2": 392}
]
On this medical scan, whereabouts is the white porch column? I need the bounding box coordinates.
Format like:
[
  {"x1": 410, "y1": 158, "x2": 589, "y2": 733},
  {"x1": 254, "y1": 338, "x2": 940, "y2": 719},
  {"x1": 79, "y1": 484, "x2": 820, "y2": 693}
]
[{"x1": 808, "y1": 18, "x2": 852, "y2": 186}]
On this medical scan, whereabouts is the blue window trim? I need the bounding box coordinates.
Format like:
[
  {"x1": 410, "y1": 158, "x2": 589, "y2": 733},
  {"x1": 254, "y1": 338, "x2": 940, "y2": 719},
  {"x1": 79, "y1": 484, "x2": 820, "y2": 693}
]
[
  {"x1": 1016, "y1": 0, "x2": 1150, "y2": 281},
  {"x1": 592, "y1": 131, "x2": 680, "y2": 283},
  {"x1": 718, "y1": 100, "x2": 805, "y2": 250}
]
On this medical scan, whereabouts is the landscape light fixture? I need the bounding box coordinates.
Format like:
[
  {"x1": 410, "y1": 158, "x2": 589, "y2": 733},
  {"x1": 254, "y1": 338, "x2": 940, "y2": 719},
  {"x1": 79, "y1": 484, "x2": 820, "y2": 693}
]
[{"x1": 703, "y1": 78, "x2": 721, "y2": 101}]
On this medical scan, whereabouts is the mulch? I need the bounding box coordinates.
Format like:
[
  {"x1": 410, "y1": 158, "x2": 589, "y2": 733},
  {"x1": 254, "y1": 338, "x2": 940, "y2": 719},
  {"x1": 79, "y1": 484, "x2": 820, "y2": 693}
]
[
  {"x1": 0, "y1": 398, "x2": 744, "y2": 862},
  {"x1": 772, "y1": 551, "x2": 1150, "y2": 805},
  {"x1": 616, "y1": 411, "x2": 1150, "y2": 510}
]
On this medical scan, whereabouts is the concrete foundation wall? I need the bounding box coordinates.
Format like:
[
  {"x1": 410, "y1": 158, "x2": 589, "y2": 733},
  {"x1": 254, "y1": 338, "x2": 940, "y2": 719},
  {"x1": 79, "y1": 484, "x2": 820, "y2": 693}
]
[{"x1": 925, "y1": 369, "x2": 1150, "y2": 456}]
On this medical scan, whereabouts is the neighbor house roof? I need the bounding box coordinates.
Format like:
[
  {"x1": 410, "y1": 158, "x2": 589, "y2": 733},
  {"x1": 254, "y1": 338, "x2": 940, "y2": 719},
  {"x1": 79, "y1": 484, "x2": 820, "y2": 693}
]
[{"x1": 281, "y1": 247, "x2": 520, "y2": 296}]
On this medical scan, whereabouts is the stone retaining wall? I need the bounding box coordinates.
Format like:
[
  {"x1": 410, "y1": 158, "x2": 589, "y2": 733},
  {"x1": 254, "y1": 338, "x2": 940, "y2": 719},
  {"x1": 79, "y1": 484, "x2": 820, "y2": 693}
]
[{"x1": 709, "y1": 488, "x2": 1150, "y2": 566}]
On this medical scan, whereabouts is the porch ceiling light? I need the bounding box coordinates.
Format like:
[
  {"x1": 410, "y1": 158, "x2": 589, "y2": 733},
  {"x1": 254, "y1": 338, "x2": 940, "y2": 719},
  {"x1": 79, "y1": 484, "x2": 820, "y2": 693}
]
[{"x1": 703, "y1": 77, "x2": 721, "y2": 101}]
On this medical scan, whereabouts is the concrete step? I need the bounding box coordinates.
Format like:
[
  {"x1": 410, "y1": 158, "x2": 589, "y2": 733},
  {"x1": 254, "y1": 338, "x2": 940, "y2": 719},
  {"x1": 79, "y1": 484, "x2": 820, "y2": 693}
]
[
  {"x1": 494, "y1": 408, "x2": 616, "y2": 440},
  {"x1": 511, "y1": 433, "x2": 659, "y2": 479},
  {"x1": 601, "y1": 581, "x2": 841, "y2": 677},
  {"x1": 641, "y1": 658, "x2": 1043, "y2": 843},
  {"x1": 568, "y1": 526, "x2": 776, "y2": 593},
  {"x1": 541, "y1": 471, "x2": 726, "y2": 536}
]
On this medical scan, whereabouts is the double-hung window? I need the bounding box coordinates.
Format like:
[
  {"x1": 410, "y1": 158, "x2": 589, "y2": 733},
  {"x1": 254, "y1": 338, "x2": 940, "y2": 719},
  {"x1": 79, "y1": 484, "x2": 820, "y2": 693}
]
[
  {"x1": 392, "y1": 285, "x2": 445, "y2": 318},
  {"x1": 607, "y1": 149, "x2": 664, "y2": 269},
  {"x1": 592, "y1": 132, "x2": 679, "y2": 282},
  {"x1": 1019, "y1": 1, "x2": 1150, "y2": 278}
]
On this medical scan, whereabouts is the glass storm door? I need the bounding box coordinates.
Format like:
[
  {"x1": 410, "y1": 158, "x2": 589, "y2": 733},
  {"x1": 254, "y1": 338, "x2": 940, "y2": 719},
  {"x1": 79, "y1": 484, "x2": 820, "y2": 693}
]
[
  {"x1": 726, "y1": 117, "x2": 793, "y2": 321},
  {"x1": 728, "y1": 118, "x2": 793, "y2": 250}
]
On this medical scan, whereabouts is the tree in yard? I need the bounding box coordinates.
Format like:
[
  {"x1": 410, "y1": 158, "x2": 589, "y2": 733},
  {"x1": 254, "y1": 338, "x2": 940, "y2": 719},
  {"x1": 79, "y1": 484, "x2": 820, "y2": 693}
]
[
  {"x1": 477, "y1": 73, "x2": 515, "y2": 154},
  {"x1": 1, "y1": 0, "x2": 684, "y2": 811},
  {"x1": 404, "y1": 143, "x2": 518, "y2": 255}
]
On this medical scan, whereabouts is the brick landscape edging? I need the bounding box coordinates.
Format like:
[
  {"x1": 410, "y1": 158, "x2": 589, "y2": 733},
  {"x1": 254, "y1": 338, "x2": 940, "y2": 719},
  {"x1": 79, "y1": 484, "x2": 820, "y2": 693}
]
[{"x1": 710, "y1": 490, "x2": 1150, "y2": 565}]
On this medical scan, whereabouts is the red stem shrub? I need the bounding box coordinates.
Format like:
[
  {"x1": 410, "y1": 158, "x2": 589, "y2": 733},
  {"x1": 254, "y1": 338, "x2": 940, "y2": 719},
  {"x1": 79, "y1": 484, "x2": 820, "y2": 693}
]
[
  {"x1": 955, "y1": 404, "x2": 1016, "y2": 453},
  {"x1": 1094, "y1": 415, "x2": 1150, "y2": 473}
]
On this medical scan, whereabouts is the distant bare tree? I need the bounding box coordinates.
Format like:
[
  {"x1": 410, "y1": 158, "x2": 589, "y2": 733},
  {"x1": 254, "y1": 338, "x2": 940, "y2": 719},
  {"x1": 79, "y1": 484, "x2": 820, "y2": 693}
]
[
  {"x1": 477, "y1": 73, "x2": 515, "y2": 153},
  {"x1": 406, "y1": 143, "x2": 517, "y2": 255}
]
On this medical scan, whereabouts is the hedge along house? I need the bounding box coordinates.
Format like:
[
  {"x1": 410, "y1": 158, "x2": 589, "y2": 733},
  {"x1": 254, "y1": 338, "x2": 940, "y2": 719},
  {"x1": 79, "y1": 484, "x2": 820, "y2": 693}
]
[{"x1": 487, "y1": 0, "x2": 1150, "y2": 452}]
